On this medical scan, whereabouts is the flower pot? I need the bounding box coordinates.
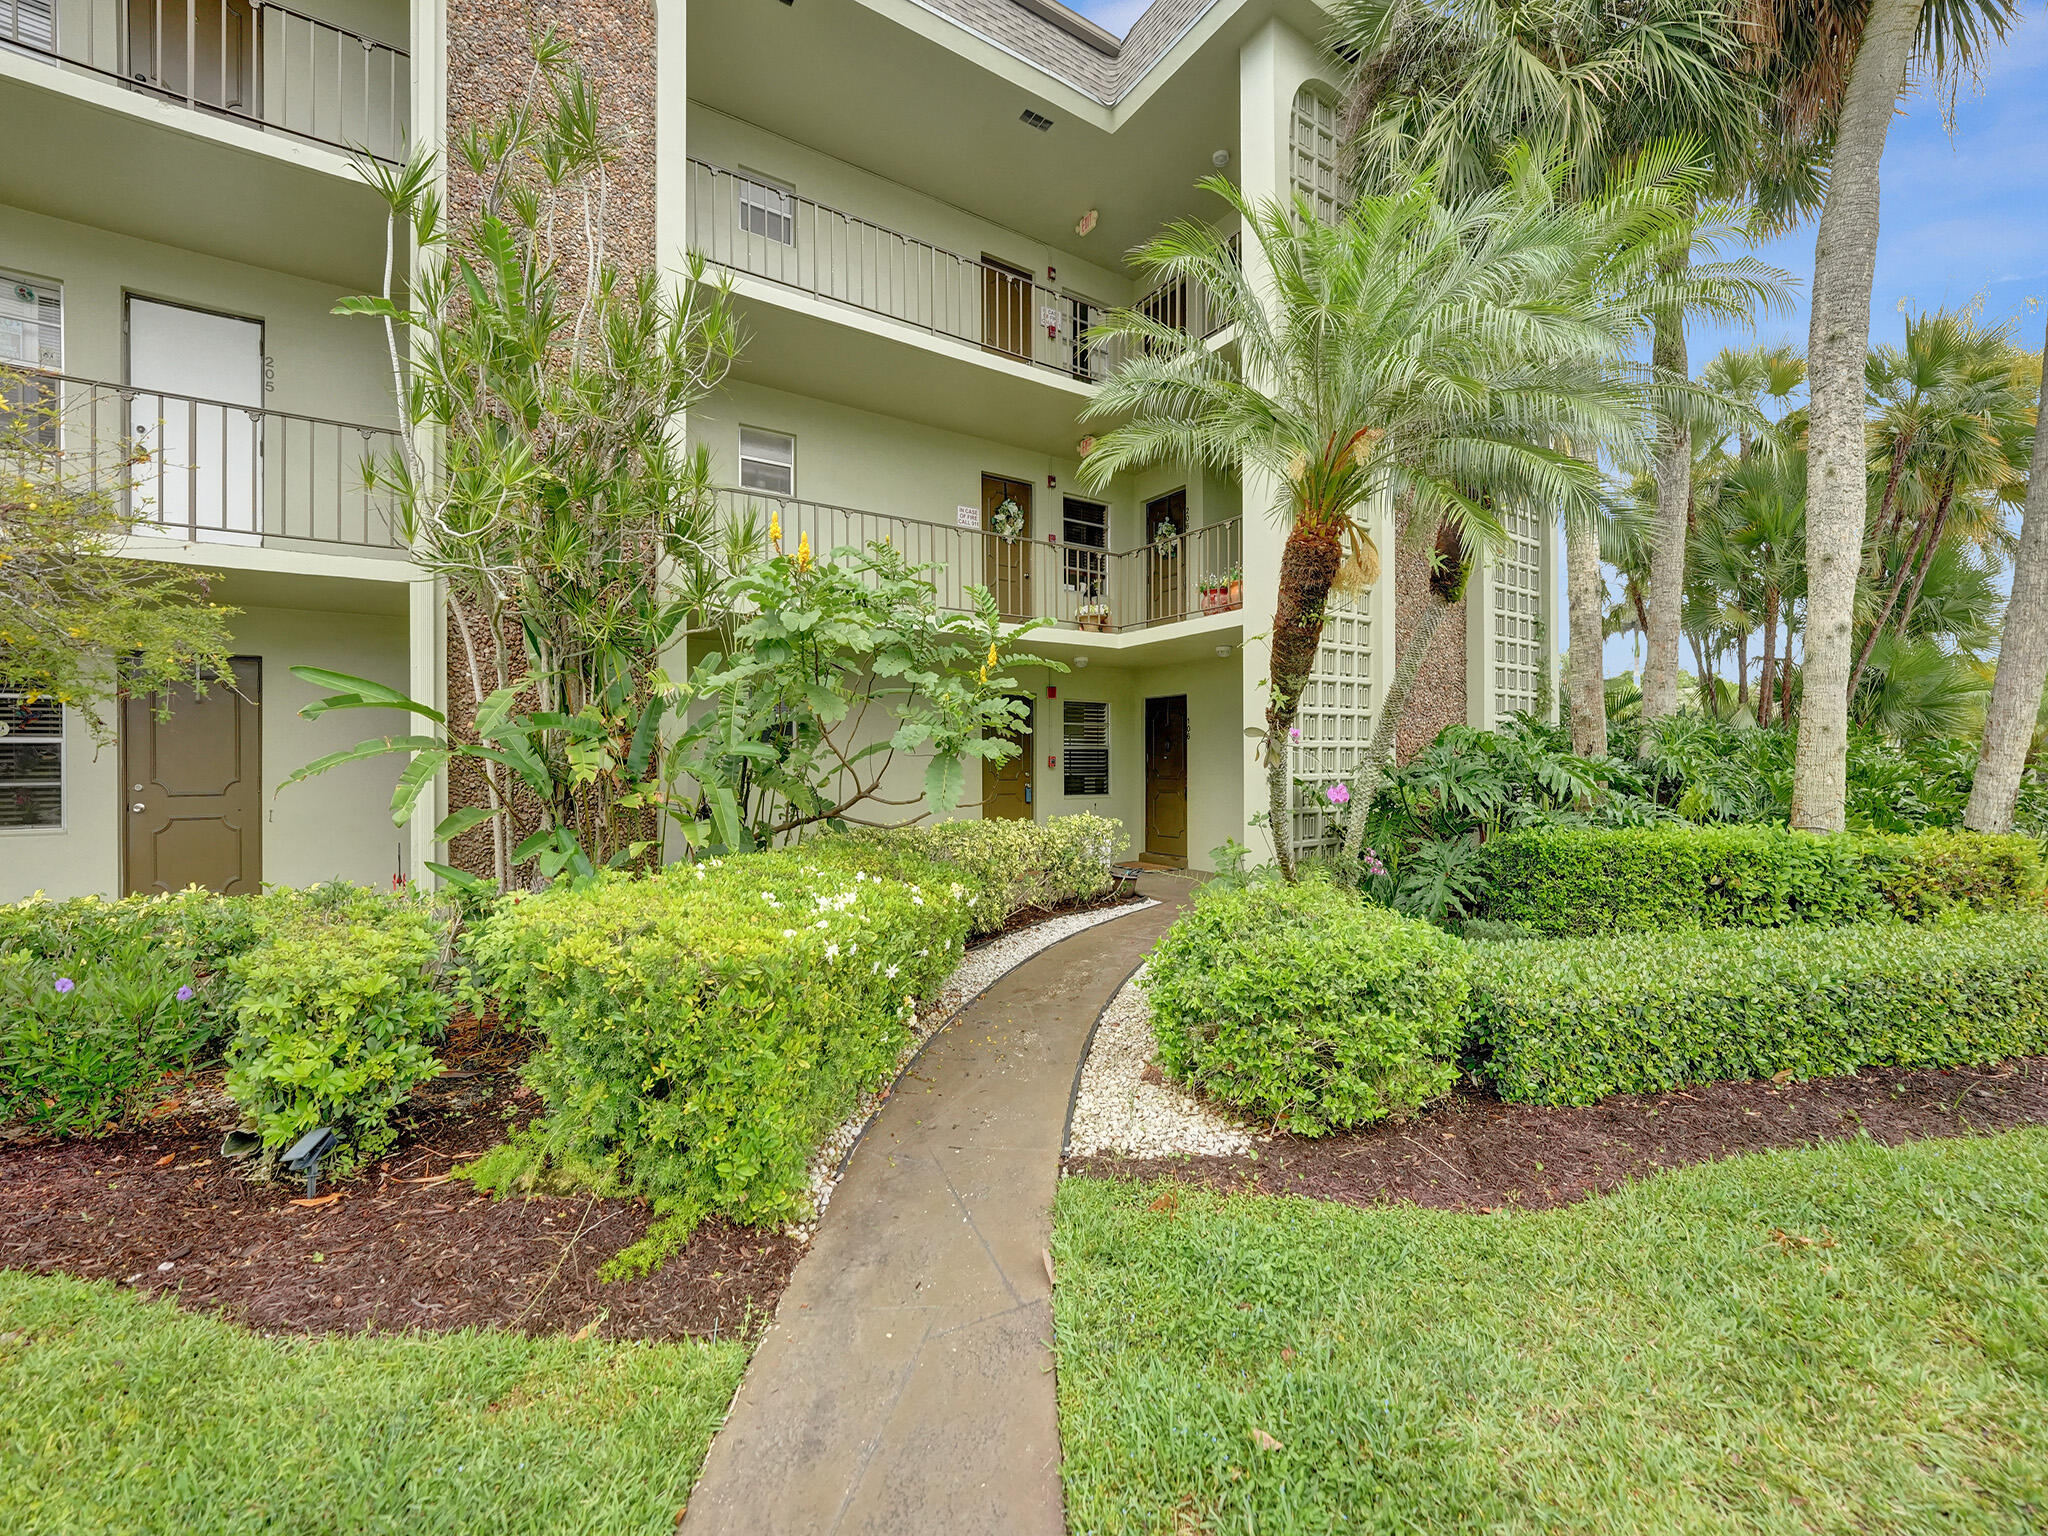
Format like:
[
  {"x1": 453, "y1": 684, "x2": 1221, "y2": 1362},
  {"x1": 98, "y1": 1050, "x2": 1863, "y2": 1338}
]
[
  {"x1": 1228, "y1": 580, "x2": 1242, "y2": 609},
  {"x1": 1078, "y1": 612, "x2": 1109, "y2": 632}
]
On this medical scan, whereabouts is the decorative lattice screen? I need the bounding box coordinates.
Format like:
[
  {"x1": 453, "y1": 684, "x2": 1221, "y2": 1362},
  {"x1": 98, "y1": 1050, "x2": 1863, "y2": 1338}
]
[
  {"x1": 1493, "y1": 508, "x2": 1545, "y2": 719},
  {"x1": 1290, "y1": 84, "x2": 1344, "y2": 226},
  {"x1": 1288, "y1": 593, "x2": 1373, "y2": 858}
]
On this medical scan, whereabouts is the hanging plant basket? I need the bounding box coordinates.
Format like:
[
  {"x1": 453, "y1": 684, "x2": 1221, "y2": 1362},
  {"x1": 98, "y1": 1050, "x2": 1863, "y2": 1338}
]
[{"x1": 990, "y1": 497, "x2": 1027, "y2": 540}]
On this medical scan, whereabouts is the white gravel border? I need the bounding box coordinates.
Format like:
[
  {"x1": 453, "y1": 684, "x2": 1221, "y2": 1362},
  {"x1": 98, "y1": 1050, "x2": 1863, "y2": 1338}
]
[
  {"x1": 1065, "y1": 963, "x2": 1256, "y2": 1159},
  {"x1": 791, "y1": 898, "x2": 1160, "y2": 1235}
]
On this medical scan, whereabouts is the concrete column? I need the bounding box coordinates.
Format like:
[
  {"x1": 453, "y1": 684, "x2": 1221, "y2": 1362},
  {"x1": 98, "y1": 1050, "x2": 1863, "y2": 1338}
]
[
  {"x1": 407, "y1": 574, "x2": 444, "y2": 884},
  {"x1": 656, "y1": 0, "x2": 688, "y2": 276}
]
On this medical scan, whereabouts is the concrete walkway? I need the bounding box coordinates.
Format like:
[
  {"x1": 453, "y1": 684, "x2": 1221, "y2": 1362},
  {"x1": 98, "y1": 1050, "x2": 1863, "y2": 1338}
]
[{"x1": 681, "y1": 876, "x2": 1193, "y2": 1536}]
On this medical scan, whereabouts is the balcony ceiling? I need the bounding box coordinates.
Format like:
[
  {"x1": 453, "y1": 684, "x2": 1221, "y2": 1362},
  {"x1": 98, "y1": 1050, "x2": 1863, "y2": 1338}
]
[
  {"x1": 0, "y1": 66, "x2": 389, "y2": 291},
  {"x1": 688, "y1": 0, "x2": 1276, "y2": 265}
]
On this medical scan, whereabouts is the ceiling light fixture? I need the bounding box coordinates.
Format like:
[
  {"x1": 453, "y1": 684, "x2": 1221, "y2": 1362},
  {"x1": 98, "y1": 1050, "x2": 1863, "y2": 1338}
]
[
  {"x1": 1212, "y1": 149, "x2": 1231, "y2": 168},
  {"x1": 1074, "y1": 209, "x2": 1098, "y2": 236}
]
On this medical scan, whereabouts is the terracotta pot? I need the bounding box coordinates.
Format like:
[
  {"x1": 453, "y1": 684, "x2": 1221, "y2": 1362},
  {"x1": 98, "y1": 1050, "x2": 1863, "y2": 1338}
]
[{"x1": 1228, "y1": 580, "x2": 1242, "y2": 608}]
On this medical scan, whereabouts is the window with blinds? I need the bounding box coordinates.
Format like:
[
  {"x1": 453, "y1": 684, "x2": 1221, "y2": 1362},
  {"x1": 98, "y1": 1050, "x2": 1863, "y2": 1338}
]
[
  {"x1": 2, "y1": 0, "x2": 56, "y2": 49},
  {"x1": 738, "y1": 426, "x2": 796, "y2": 495},
  {"x1": 1062, "y1": 700, "x2": 1109, "y2": 796},
  {"x1": 0, "y1": 693, "x2": 63, "y2": 830},
  {"x1": 737, "y1": 172, "x2": 796, "y2": 246},
  {"x1": 1, "y1": 273, "x2": 62, "y2": 447}
]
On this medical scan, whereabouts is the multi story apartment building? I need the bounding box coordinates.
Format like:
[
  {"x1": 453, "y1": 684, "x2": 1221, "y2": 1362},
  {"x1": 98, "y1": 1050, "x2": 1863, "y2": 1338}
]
[{"x1": 1, "y1": 0, "x2": 1558, "y2": 900}]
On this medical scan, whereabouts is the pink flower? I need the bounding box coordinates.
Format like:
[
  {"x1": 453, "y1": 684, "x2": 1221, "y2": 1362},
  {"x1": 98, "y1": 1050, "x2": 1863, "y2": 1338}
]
[
  {"x1": 1326, "y1": 783, "x2": 1351, "y2": 806},
  {"x1": 1288, "y1": 727, "x2": 1301, "y2": 742}
]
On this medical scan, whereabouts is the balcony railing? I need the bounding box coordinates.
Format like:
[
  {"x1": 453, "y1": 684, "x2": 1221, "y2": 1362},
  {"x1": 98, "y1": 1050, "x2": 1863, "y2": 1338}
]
[
  {"x1": 716, "y1": 487, "x2": 1243, "y2": 632},
  {"x1": 3, "y1": 0, "x2": 409, "y2": 162},
  {"x1": 6, "y1": 368, "x2": 405, "y2": 553}
]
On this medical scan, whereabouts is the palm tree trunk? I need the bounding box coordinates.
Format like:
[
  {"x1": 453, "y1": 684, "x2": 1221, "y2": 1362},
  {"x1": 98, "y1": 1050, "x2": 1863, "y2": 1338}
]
[
  {"x1": 1265, "y1": 522, "x2": 1344, "y2": 881},
  {"x1": 1966, "y1": 330, "x2": 2048, "y2": 832},
  {"x1": 1639, "y1": 298, "x2": 1691, "y2": 754},
  {"x1": 1758, "y1": 587, "x2": 1780, "y2": 728},
  {"x1": 1737, "y1": 631, "x2": 1750, "y2": 709},
  {"x1": 1565, "y1": 511, "x2": 1608, "y2": 757},
  {"x1": 1790, "y1": 0, "x2": 1924, "y2": 832},
  {"x1": 1339, "y1": 594, "x2": 1455, "y2": 858},
  {"x1": 1895, "y1": 480, "x2": 1957, "y2": 634}
]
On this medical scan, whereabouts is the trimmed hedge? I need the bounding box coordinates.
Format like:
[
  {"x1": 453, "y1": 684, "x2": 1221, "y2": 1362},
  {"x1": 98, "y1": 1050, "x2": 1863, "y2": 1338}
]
[
  {"x1": 223, "y1": 902, "x2": 451, "y2": 1174},
  {"x1": 1468, "y1": 914, "x2": 2048, "y2": 1106},
  {"x1": 464, "y1": 845, "x2": 974, "y2": 1241},
  {"x1": 1146, "y1": 880, "x2": 1471, "y2": 1134},
  {"x1": 1482, "y1": 825, "x2": 2044, "y2": 936},
  {"x1": 839, "y1": 814, "x2": 1123, "y2": 936}
]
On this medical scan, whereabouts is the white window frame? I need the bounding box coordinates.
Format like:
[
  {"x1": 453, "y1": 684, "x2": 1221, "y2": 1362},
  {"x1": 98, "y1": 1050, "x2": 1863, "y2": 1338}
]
[
  {"x1": 737, "y1": 171, "x2": 797, "y2": 246},
  {"x1": 0, "y1": 692, "x2": 65, "y2": 833},
  {"x1": 738, "y1": 426, "x2": 797, "y2": 496},
  {"x1": 1, "y1": 271, "x2": 62, "y2": 450},
  {"x1": 1062, "y1": 700, "x2": 1109, "y2": 797}
]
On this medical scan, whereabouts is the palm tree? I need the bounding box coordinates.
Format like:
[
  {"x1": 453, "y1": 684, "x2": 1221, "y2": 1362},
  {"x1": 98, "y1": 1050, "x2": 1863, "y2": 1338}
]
[
  {"x1": 1765, "y1": 0, "x2": 2020, "y2": 829},
  {"x1": 1079, "y1": 158, "x2": 1648, "y2": 878},
  {"x1": 1700, "y1": 342, "x2": 1806, "y2": 463},
  {"x1": 1966, "y1": 324, "x2": 2048, "y2": 831},
  {"x1": 1720, "y1": 455, "x2": 1808, "y2": 727},
  {"x1": 1336, "y1": 0, "x2": 1808, "y2": 763}
]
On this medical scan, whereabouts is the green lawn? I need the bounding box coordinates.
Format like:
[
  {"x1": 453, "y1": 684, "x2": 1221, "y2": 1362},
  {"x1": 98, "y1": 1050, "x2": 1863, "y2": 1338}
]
[
  {"x1": 0, "y1": 1273, "x2": 747, "y2": 1536},
  {"x1": 1054, "y1": 1131, "x2": 2048, "y2": 1535}
]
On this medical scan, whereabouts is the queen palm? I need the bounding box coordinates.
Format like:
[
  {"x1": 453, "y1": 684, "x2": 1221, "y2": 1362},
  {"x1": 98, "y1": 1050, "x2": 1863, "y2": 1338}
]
[{"x1": 1080, "y1": 157, "x2": 1655, "y2": 878}]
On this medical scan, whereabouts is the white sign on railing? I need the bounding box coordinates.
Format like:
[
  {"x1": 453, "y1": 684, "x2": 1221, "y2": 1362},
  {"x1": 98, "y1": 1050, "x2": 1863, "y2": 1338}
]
[{"x1": 956, "y1": 505, "x2": 981, "y2": 529}]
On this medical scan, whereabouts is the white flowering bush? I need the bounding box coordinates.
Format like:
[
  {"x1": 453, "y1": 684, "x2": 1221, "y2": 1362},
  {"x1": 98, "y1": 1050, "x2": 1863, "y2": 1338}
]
[
  {"x1": 849, "y1": 814, "x2": 1125, "y2": 934},
  {"x1": 464, "y1": 844, "x2": 973, "y2": 1268}
]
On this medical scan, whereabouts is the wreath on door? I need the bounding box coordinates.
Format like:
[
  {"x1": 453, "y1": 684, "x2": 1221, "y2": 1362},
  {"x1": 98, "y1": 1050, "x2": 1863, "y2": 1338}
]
[
  {"x1": 1152, "y1": 520, "x2": 1182, "y2": 556},
  {"x1": 991, "y1": 497, "x2": 1027, "y2": 540}
]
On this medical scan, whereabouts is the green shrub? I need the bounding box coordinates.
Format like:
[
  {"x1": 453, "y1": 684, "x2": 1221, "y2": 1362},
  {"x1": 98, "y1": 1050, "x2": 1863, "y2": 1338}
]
[
  {"x1": 222, "y1": 900, "x2": 451, "y2": 1173},
  {"x1": 1145, "y1": 880, "x2": 1471, "y2": 1134},
  {"x1": 836, "y1": 814, "x2": 1123, "y2": 935},
  {"x1": 1481, "y1": 825, "x2": 2043, "y2": 937},
  {"x1": 1469, "y1": 914, "x2": 2048, "y2": 1106},
  {"x1": 1853, "y1": 829, "x2": 2046, "y2": 920},
  {"x1": 0, "y1": 938, "x2": 213, "y2": 1134},
  {"x1": 463, "y1": 846, "x2": 974, "y2": 1248}
]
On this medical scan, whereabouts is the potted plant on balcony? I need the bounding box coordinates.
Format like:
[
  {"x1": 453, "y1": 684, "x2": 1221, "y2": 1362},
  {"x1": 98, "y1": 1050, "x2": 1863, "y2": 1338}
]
[
  {"x1": 1077, "y1": 601, "x2": 1110, "y2": 632},
  {"x1": 1224, "y1": 563, "x2": 1242, "y2": 609},
  {"x1": 1199, "y1": 573, "x2": 1230, "y2": 614}
]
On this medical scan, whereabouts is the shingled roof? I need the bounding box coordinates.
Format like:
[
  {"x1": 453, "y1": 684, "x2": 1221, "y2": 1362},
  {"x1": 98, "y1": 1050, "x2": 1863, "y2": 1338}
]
[{"x1": 912, "y1": 0, "x2": 1222, "y2": 104}]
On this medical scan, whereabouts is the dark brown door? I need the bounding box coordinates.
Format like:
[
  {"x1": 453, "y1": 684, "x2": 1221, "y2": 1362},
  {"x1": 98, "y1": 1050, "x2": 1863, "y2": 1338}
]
[
  {"x1": 1145, "y1": 695, "x2": 1189, "y2": 866},
  {"x1": 981, "y1": 257, "x2": 1032, "y2": 362},
  {"x1": 1145, "y1": 489, "x2": 1188, "y2": 624},
  {"x1": 982, "y1": 474, "x2": 1034, "y2": 621},
  {"x1": 981, "y1": 699, "x2": 1034, "y2": 821},
  {"x1": 122, "y1": 658, "x2": 262, "y2": 895}
]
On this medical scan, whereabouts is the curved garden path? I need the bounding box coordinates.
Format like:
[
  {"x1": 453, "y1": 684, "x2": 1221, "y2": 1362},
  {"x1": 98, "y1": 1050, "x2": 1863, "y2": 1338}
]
[{"x1": 680, "y1": 874, "x2": 1194, "y2": 1535}]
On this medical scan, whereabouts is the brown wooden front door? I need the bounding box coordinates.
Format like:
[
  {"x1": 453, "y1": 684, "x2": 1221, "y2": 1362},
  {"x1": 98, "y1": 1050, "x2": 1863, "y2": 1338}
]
[
  {"x1": 982, "y1": 474, "x2": 1034, "y2": 621},
  {"x1": 122, "y1": 658, "x2": 262, "y2": 895},
  {"x1": 1145, "y1": 695, "x2": 1189, "y2": 866},
  {"x1": 981, "y1": 698, "x2": 1035, "y2": 821},
  {"x1": 981, "y1": 257, "x2": 1032, "y2": 362},
  {"x1": 1145, "y1": 489, "x2": 1188, "y2": 623}
]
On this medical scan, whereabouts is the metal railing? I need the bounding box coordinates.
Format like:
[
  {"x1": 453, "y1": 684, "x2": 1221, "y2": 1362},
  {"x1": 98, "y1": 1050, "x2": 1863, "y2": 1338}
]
[
  {"x1": 5, "y1": 368, "x2": 405, "y2": 553},
  {"x1": 690, "y1": 161, "x2": 1241, "y2": 383},
  {"x1": 716, "y1": 487, "x2": 1242, "y2": 632},
  {"x1": 2, "y1": 0, "x2": 409, "y2": 162}
]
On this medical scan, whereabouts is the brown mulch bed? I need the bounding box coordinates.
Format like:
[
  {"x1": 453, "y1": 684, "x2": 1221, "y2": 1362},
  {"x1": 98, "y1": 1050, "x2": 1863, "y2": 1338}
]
[
  {"x1": 970, "y1": 888, "x2": 1148, "y2": 947},
  {"x1": 0, "y1": 1017, "x2": 799, "y2": 1343},
  {"x1": 1067, "y1": 1055, "x2": 2048, "y2": 1211}
]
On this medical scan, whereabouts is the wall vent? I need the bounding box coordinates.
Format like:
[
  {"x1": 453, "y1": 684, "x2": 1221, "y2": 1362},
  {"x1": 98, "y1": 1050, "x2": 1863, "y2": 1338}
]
[{"x1": 1019, "y1": 109, "x2": 1055, "y2": 131}]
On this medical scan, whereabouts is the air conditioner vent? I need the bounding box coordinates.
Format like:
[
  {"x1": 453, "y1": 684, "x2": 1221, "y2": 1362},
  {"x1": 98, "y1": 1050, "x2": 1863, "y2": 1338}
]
[{"x1": 1020, "y1": 109, "x2": 1055, "y2": 132}]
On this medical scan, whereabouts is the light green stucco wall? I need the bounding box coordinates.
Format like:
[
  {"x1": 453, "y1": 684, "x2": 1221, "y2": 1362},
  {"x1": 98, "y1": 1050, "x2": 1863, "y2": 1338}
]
[
  {"x1": 0, "y1": 202, "x2": 397, "y2": 427},
  {"x1": 0, "y1": 600, "x2": 412, "y2": 904}
]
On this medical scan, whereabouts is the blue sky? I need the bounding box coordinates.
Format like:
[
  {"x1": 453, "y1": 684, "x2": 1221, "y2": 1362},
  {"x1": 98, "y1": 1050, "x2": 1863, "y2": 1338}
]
[{"x1": 1065, "y1": 0, "x2": 2048, "y2": 675}]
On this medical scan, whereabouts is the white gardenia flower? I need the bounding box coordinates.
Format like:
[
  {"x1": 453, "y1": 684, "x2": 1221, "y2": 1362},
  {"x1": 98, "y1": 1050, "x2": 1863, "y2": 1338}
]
[
  {"x1": 886, "y1": 964, "x2": 899, "y2": 979},
  {"x1": 826, "y1": 943, "x2": 840, "y2": 960}
]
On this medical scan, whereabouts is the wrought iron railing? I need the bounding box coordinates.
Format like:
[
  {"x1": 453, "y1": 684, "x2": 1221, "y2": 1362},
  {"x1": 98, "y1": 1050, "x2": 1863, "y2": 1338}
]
[
  {"x1": 715, "y1": 487, "x2": 1242, "y2": 632},
  {"x1": 5, "y1": 368, "x2": 405, "y2": 552},
  {"x1": 2, "y1": 0, "x2": 409, "y2": 162}
]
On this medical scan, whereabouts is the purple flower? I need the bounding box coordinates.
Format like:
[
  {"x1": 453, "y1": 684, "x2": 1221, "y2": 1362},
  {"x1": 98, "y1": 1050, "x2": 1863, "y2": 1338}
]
[
  {"x1": 176, "y1": 985, "x2": 195, "y2": 1002},
  {"x1": 1326, "y1": 782, "x2": 1351, "y2": 806},
  {"x1": 1288, "y1": 726, "x2": 1302, "y2": 742},
  {"x1": 53, "y1": 977, "x2": 75, "y2": 994}
]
